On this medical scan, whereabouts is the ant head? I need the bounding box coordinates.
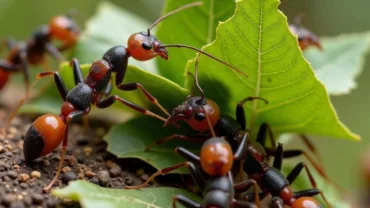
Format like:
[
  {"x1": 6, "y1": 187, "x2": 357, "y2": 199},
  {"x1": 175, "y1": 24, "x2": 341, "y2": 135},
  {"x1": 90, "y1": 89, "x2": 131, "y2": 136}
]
[
  {"x1": 165, "y1": 97, "x2": 220, "y2": 131},
  {"x1": 127, "y1": 32, "x2": 168, "y2": 61},
  {"x1": 49, "y1": 15, "x2": 80, "y2": 44},
  {"x1": 200, "y1": 137, "x2": 233, "y2": 176},
  {"x1": 291, "y1": 197, "x2": 322, "y2": 208}
]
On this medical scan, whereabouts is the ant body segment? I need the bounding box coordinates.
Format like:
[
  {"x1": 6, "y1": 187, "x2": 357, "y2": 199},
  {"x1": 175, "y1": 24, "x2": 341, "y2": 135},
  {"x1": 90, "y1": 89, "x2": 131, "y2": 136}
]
[
  {"x1": 243, "y1": 142, "x2": 327, "y2": 208},
  {"x1": 23, "y1": 58, "x2": 169, "y2": 192},
  {"x1": 0, "y1": 14, "x2": 80, "y2": 94}
]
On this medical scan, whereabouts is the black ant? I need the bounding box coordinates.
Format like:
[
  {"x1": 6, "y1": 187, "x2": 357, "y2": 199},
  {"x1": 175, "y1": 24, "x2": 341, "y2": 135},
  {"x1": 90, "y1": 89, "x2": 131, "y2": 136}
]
[
  {"x1": 0, "y1": 14, "x2": 80, "y2": 95},
  {"x1": 23, "y1": 58, "x2": 170, "y2": 192},
  {"x1": 242, "y1": 142, "x2": 328, "y2": 208},
  {"x1": 146, "y1": 55, "x2": 332, "y2": 191},
  {"x1": 125, "y1": 111, "x2": 260, "y2": 208},
  {"x1": 289, "y1": 16, "x2": 322, "y2": 51}
]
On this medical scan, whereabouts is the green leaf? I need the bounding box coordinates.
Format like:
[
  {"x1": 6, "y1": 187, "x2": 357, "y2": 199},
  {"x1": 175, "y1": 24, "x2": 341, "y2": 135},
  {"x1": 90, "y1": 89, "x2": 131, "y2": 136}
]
[
  {"x1": 74, "y1": 1, "x2": 157, "y2": 73},
  {"x1": 104, "y1": 117, "x2": 200, "y2": 174},
  {"x1": 304, "y1": 32, "x2": 370, "y2": 95},
  {"x1": 185, "y1": 0, "x2": 359, "y2": 140},
  {"x1": 283, "y1": 164, "x2": 351, "y2": 208},
  {"x1": 21, "y1": 63, "x2": 188, "y2": 121},
  {"x1": 156, "y1": 0, "x2": 235, "y2": 85},
  {"x1": 53, "y1": 180, "x2": 200, "y2": 208}
]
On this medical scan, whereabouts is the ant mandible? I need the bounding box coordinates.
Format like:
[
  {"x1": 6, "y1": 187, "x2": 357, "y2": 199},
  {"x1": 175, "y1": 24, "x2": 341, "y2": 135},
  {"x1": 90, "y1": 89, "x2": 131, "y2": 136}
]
[
  {"x1": 126, "y1": 111, "x2": 260, "y2": 208},
  {"x1": 23, "y1": 58, "x2": 169, "y2": 192},
  {"x1": 242, "y1": 142, "x2": 327, "y2": 208},
  {"x1": 289, "y1": 16, "x2": 322, "y2": 51},
  {"x1": 0, "y1": 14, "x2": 80, "y2": 95}
]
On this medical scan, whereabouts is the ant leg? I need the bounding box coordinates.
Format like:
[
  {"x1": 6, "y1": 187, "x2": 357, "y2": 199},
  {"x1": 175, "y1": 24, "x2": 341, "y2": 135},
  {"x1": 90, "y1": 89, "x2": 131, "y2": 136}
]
[
  {"x1": 6, "y1": 71, "x2": 68, "y2": 127},
  {"x1": 293, "y1": 189, "x2": 321, "y2": 198},
  {"x1": 43, "y1": 110, "x2": 84, "y2": 192},
  {"x1": 117, "y1": 82, "x2": 170, "y2": 117},
  {"x1": 272, "y1": 143, "x2": 283, "y2": 171},
  {"x1": 43, "y1": 125, "x2": 69, "y2": 192},
  {"x1": 96, "y1": 95, "x2": 167, "y2": 122},
  {"x1": 287, "y1": 162, "x2": 331, "y2": 208},
  {"x1": 236, "y1": 97, "x2": 268, "y2": 131},
  {"x1": 145, "y1": 134, "x2": 208, "y2": 151},
  {"x1": 256, "y1": 122, "x2": 276, "y2": 149},
  {"x1": 231, "y1": 199, "x2": 257, "y2": 208},
  {"x1": 124, "y1": 161, "x2": 190, "y2": 189},
  {"x1": 188, "y1": 162, "x2": 206, "y2": 190},
  {"x1": 175, "y1": 147, "x2": 200, "y2": 164},
  {"x1": 172, "y1": 195, "x2": 201, "y2": 208},
  {"x1": 233, "y1": 133, "x2": 249, "y2": 160},
  {"x1": 234, "y1": 179, "x2": 260, "y2": 207},
  {"x1": 271, "y1": 197, "x2": 284, "y2": 208},
  {"x1": 70, "y1": 58, "x2": 84, "y2": 85},
  {"x1": 46, "y1": 42, "x2": 64, "y2": 62}
]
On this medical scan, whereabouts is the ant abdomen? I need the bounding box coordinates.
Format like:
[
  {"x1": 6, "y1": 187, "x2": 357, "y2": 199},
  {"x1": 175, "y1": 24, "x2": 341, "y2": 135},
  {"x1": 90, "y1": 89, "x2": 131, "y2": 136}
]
[
  {"x1": 291, "y1": 197, "x2": 322, "y2": 208},
  {"x1": 23, "y1": 114, "x2": 66, "y2": 162}
]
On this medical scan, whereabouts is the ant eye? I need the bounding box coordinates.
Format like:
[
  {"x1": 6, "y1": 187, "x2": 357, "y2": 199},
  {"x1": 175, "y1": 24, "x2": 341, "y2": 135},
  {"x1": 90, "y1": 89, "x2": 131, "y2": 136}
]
[
  {"x1": 194, "y1": 113, "x2": 205, "y2": 121},
  {"x1": 142, "y1": 42, "x2": 152, "y2": 50}
]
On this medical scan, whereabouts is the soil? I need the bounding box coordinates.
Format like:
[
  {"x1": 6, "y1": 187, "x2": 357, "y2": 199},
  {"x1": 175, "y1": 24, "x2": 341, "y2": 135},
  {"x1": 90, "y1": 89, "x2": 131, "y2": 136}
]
[{"x1": 0, "y1": 110, "x2": 171, "y2": 208}]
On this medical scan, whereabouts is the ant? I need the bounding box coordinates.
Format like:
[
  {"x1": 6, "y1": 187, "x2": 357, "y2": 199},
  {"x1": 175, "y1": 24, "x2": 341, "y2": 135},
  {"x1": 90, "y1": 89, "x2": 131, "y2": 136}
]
[
  {"x1": 289, "y1": 16, "x2": 322, "y2": 51},
  {"x1": 146, "y1": 55, "x2": 332, "y2": 191},
  {"x1": 23, "y1": 58, "x2": 170, "y2": 192},
  {"x1": 242, "y1": 142, "x2": 327, "y2": 208},
  {"x1": 21, "y1": 2, "x2": 248, "y2": 192},
  {"x1": 0, "y1": 14, "x2": 80, "y2": 95},
  {"x1": 125, "y1": 111, "x2": 260, "y2": 208}
]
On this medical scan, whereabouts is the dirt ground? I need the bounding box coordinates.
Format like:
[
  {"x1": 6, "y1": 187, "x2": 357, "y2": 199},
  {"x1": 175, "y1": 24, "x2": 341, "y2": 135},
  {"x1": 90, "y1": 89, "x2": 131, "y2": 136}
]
[{"x1": 0, "y1": 109, "x2": 173, "y2": 208}]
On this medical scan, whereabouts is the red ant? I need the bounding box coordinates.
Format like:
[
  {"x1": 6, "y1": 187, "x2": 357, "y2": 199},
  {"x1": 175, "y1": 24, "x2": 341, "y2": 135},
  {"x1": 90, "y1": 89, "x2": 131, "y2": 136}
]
[
  {"x1": 125, "y1": 112, "x2": 260, "y2": 208},
  {"x1": 0, "y1": 14, "x2": 80, "y2": 95},
  {"x1": 289, "y1": 16, "x2": 322, "y2": 51},
  {"x1": 23, "y1": 58, "x2": 170, "y2": 192},
  {"x1": 242, "y1": 142, "x2": 327, "y2": 208}
]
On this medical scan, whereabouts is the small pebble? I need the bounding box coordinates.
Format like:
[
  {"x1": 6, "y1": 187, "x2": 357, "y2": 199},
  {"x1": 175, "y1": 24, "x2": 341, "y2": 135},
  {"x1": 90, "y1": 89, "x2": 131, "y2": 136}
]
[
  {"x1": 66, "y1": 156, "x2": 77, "y2": 166},
  {"x1": 140, "y1": 174, "x2": 149, "y2": 181},
  {"x1": 31, "y1": 193, "x2": 44, "y2": 205},
  {"x1": 89, "y1": 177, "x2": 99, "y2": 185},
  {"x1": 0, "y1": 145, "x2": 4, "y2": 154},
  {"x1": 20, "y1": 183, "x2": 28, "y2": 189},
  {"x1": 46, "y1": 198, "x2": 57, "y2": 208},
  {"x1": 62, "y1": 172, "x2": 77, "y2": 184},
  {"x1": 9, "y1": 201, "x2": 25, "y2": 208},
  {"x1": 4, "y1": 144, "x2": 13, "y2": 151},
  {"x1": 13, "y1": 180, "x2": 19, "y2": 186},
  {"x1": 13, "y1": 165, "x2": 20, "y2": 170},
  {"x1": 136, "y1": 168, "x2": 145, "y2": 176},
  {"x1": 109, "y1": 166, "x2": 121, "y2": 177},
  {"x1": 3, "y1": 176, "x2": 11, "y2": 181},
  {"x1": 62, "y1": 166, "x2": 71, "y2": 173},
  {"x1": 76, "y1": 155, "x2": 85, "y2": 163},
  {"x1": 124, "y1": 177, "x2": 134, "y2": 186},
  {"x1": 5, "y1": 152, "x2": 12, "y2": 157},
  {"x1": 3, "y1": 194, "x2": 15, "y2": 205},
  {"x1": 7, "y1": 171, "x2": 18, "y2": 179},
  {"x1": 31, "y1": 171, "x2": 41, "y2": 179},
  {"x1": 42, "y1": 160, "x2": 50, "y2": 166},
  {"x1": 85, "y1": 170, "x2": 95, "y2": 178},
  {"x1": 83, "y1": 147, "x2": 93, "y2": 156},
  {"x1": 18, "y1": 173, "x2": 30, "y2": 182},
  {"x1": 23, "y1": 196, "x2": 32, "y2": 206},
  {"x1": 97, "y1": 170, "x2": 110, "y2": 187},
  {"x1": 14, "y1": 158, "x2": 23, "y2": 166}
]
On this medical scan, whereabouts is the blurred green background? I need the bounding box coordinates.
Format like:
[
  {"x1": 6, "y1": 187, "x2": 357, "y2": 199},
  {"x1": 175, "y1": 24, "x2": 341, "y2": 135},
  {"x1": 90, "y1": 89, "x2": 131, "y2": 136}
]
[{"x1": 0, "y1": 0, "x2": 369, "y2": 192}]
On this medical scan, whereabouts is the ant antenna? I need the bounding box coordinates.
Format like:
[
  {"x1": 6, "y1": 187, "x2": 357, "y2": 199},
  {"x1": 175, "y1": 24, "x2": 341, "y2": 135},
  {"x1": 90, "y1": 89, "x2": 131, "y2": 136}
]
[
  {"x1": 194, "y1": 54, "x2": 205, "y2": 102},
  {"x1": 164, "y1": 44, "x2": 248, "y2": 78},
  {"x1": 186, "y1": 72, "x2": 196, "y2": 98},
  {"x1": 147, "y1": 2, "x2": 203, "y2": 35},
  {"x1": 204, "y1": 107, "x2": 216, "y2": 137}
]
